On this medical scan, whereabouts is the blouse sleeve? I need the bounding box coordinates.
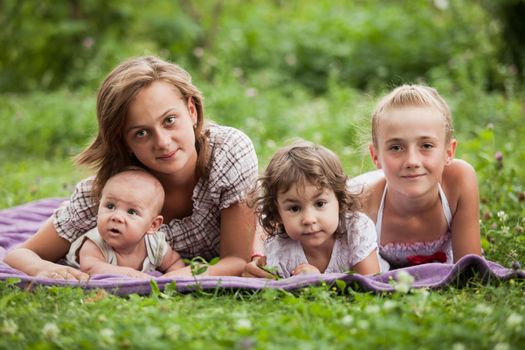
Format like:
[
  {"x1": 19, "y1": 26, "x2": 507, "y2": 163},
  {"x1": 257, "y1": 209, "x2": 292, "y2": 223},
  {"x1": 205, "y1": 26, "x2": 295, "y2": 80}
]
[
  {"x1": 347, "y1": 213, "x2": 378, "y2": 267},
  {"x1": 210, "y1": 126, "x2": 258, "y2": 210},
  {"x1": 52, "y1": 177, "x2": 98, "y2": 243}
]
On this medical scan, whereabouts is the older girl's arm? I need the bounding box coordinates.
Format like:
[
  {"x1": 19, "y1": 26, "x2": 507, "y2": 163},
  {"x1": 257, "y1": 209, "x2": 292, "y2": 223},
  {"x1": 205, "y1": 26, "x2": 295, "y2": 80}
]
[
  {"x1": 447, "y1": 160, "x2": 482, "y2": 261},
  {"x1": 4, "y1": 217, "x2": 89, "y2": 280},
  {"x1": 352, "y1": 249, "x2": 380, "y2": 275}
]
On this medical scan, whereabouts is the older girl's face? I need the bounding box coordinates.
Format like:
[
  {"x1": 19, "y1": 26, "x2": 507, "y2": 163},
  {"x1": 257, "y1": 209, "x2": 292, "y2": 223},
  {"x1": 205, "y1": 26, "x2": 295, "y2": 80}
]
[
  {"x1": 370, "y1": 106, "x2": 456, "y2": 199},
  {"x1": 124, "y1": 81, "x2": 198, "y2": 178}
]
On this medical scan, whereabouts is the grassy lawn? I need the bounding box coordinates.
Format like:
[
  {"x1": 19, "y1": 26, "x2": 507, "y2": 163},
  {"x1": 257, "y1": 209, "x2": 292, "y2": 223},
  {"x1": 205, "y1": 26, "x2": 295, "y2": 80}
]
[{"x1": 1, "y1": 280, "x2": 524, "y2": 349}]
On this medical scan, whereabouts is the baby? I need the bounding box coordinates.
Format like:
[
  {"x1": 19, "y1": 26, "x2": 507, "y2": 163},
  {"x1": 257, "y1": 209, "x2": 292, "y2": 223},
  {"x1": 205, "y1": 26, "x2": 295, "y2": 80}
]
[{"x1": 66, "y1": 168, "x2": 184, "y2": 278}]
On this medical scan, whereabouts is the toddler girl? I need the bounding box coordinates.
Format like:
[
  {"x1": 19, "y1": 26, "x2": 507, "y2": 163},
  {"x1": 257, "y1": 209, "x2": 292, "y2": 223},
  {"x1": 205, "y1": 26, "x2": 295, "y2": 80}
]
[
  {"x1": 361, "y1": 84, "x2": 482, "y2": 269},
  {"x1": 250, "y1": 141, "x2": 380, "y2": 278}
]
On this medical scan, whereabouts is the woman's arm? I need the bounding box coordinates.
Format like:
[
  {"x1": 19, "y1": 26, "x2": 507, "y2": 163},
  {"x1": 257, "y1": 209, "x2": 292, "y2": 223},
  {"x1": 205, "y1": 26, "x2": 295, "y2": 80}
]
[
  {"x1": 161, "y1": 202, "x2": 255, "y2": 278},
  {"x1": 446, "y1": 160, "x2": 482, "y2": 261},
  {"x1": 209, "y1": 202, "x2": 255, "y2": 276},
  {"x1": 4, "y1": 217, "x2": 89, "y2": 280},
  {"x1": 159, "y1": 248, "x2": 186, "y2": 273},
  {"x1": 242, "y1": 223, "x2": 276, "y2": 278}
]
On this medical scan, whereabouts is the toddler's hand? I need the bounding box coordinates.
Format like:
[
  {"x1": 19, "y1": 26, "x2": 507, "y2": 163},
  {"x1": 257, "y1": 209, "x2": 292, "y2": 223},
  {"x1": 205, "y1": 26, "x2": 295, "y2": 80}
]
[
  {"x1": 242, "y1": 256, "x2": 276, "y2": 279},
  {"x1": 292, "y1": 263, "x2": 321, "y2": 276}
]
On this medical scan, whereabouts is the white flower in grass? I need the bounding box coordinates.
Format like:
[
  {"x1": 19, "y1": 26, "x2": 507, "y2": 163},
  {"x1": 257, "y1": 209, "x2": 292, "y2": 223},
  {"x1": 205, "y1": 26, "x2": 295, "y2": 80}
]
[
  {"x1": 42, "y1": 322, "x2": 60, "y2": 341},
  {"x1": 382, "y1": 300, "x2": 398, "y2": 311},
  {"x1": 100, "y1": 328, "x2": 114, "y2": 345},
  {"x1": 265, "y1": 139, "x2": 277, "y2": 149},
  {"x1": 165, "y1": 324, "x2": 180, "y2": 341},
  {"x1": 357, "y1": 320, "x2": 369, "y2": 330},
  {"x1": 145, "y1": 326, "x2": 162, "y2": 339},
  {"x1": 433, "y1": 0, "x2": 449, "y2": 10},
  {"x1": 235, "y1": 319, "x2": 252, "y2": 331},
  {"x1": 364, "y1": 305, "x2": 380, "y2": 314},
  {"x1": 506, "y1": 313, "x2": 523, "y2": 329},
  {"x1": 1, "y1": 319, "x2": 18, "y2": 336},
  {"x1": 340, "y1": 315, "x2": 354, "y2": 326},
  {"x1": 474, "y1": 303, "x2": 493, "y2": 315},
  {"x1": 414, "y1": 288, "x2": 429, "y2": 299},
  {"x1": 497, "y1": 211, "x2": 508, "y2": 222},
  {"x1": 245, "y1": 87, "x2": 257, "y2": 98},
  {"x1": 452, "y1": 343, "x2": 466, "y2": 350},
  {"x1": 494, "y1": 343, "x2": 510, "y2": 350},
  {"x1": 392, "y1": 270, "x2": 414, "y2": 294}
]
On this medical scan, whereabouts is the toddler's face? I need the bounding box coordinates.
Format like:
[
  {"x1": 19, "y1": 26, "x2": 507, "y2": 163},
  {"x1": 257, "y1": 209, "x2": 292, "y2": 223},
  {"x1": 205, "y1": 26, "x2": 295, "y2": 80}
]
[{"x1": 276, "y1": 182, "x2": 339, "y2": 250}]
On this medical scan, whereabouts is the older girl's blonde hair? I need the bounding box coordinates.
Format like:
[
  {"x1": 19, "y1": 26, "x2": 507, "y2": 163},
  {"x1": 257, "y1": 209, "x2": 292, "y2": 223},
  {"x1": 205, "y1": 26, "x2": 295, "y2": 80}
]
[
  {"x1": 75, "y1": 56, "x2": 209, "y2": 199},
  {"x1": 371, "y1": 84, "x2": 453, "y2": 147},
  {"x1": 251, "y1": 140, "x2": 360, "y2": 239}
]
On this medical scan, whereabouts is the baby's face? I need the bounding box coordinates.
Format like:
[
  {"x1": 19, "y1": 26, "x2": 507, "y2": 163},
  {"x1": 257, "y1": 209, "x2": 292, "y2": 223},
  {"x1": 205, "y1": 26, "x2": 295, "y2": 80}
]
[{"x1": 96, "y1": 173, "x2": 161, "y2": 251}]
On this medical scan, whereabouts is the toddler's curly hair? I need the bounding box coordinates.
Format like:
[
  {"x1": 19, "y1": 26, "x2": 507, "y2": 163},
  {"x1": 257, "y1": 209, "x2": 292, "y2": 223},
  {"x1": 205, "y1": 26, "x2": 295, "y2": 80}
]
[{"x1": 250, "y1": 140, "x2": 360, "y2": 239}]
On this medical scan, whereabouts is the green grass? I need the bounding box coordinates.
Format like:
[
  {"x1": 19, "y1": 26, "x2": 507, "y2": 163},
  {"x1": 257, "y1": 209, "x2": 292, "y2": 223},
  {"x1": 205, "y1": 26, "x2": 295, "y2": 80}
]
[{"x1": 1, "y1": 280, "x2": 525, "y2": 349}]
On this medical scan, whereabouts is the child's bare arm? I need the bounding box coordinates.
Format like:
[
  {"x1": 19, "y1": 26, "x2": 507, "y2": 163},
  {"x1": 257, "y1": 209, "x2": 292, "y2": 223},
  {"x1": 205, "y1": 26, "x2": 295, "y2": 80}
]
[
  {"x1": 446, "y1": 160, "x2": 482, "y2": 261},
  {"x1": 352, "y1": 249, "x2": 380, "y2": 275},
  {"x1": 78, "y1": 240, "x2": 151, "y2": 279},
  {"x1": 159, "y1": 248, "x2": 185, "y2": 273}
]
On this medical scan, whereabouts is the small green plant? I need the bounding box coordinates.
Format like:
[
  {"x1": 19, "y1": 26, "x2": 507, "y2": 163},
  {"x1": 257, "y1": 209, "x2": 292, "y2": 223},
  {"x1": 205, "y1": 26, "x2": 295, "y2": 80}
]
[
  {"x1": 182, "y1": 256, "x2": 220, "y2": 293},
  {"x1": 259, "y1": 265, "x2": 281, "y2": 280},
  {"x1": 183, "y1": 256, "x2": 220, "y2": 277}
]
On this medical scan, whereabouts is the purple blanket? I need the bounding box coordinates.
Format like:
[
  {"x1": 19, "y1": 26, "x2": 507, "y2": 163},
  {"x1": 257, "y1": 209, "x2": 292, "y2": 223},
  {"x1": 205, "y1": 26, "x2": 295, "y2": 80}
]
[{"x1": 1, "y1": 198, "x2": 523, "y2": 296}]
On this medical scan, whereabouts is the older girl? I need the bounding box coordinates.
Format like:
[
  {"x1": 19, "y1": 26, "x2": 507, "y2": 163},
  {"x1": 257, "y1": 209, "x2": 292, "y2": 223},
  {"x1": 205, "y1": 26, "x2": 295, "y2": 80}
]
[{"x1": 361, "y1": 84, "x2": 482, "y2": 269}]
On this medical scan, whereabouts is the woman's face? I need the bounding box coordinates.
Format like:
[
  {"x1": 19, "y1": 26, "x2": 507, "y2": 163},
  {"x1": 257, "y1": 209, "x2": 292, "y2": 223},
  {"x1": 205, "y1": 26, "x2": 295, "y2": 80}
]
[{"x1": 124, "y1": 81, "x2": 198, "y2": 179}]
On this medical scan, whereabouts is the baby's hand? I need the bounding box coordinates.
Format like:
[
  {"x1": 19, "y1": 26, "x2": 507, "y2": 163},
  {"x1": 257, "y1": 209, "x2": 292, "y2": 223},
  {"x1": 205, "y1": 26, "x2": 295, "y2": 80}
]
[{"x1": 292, "y1": 263, "x2": 321, "y2": 276}]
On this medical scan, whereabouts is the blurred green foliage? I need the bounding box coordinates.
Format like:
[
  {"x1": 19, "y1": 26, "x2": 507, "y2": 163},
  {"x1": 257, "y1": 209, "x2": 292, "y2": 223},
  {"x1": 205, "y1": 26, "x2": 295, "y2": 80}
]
[{"x1": 1, "y1": 0, "x2": 523, "y2": 93}]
